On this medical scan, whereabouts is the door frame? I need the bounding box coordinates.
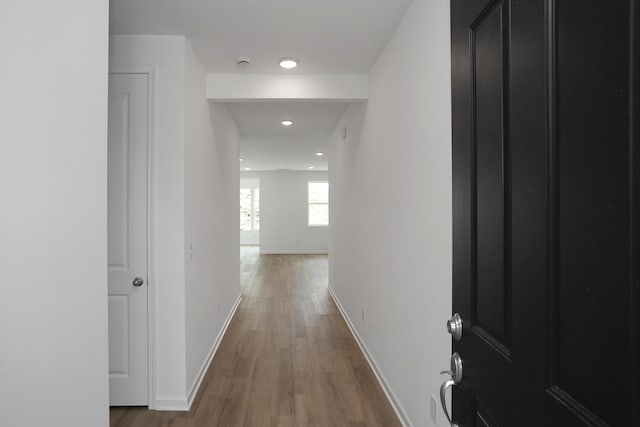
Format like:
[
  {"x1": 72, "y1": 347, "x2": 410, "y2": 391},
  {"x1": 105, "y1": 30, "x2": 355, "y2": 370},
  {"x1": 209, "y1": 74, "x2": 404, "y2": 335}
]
[{"x1": 108, "y1": 64, "x2": 157, "y2": 408}]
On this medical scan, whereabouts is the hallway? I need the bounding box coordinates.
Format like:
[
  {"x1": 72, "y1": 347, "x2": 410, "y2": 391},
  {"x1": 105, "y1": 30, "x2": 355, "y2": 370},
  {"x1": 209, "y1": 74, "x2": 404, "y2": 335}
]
[{"x1": 110, "y1": 248, "x2": 400, "y2": 426}]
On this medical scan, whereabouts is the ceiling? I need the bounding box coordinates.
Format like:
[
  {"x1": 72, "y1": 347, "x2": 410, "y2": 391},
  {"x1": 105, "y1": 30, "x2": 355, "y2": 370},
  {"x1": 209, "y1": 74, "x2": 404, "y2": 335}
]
[
  {"x1": 109, "y1": 0, "x2": 413, "y2": 170},
  {"x1": 109, "y1": 0, "x2": 414, "y2": 74},
  {"x1": 228, "y1": 101, "x2": 349, "y2": 171}
]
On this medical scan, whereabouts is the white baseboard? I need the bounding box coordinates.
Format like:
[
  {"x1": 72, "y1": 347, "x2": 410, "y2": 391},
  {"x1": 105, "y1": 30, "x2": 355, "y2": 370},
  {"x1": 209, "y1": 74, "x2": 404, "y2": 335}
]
[
  {"x1": 186, "y1": 293, "x2": 243, "y2": 409},
  {"x1": 328, "y1": 286, "x2": 413, "y2": 427},
  {"x1": 154, "y1": 397, "x2": 189, "y2": 411},
  {"x1": 259, "y1": 249, "x2": 328, "y2": 255},
  {"x1": 155, "y1": 294, "x2": 243, "y2": 412}
]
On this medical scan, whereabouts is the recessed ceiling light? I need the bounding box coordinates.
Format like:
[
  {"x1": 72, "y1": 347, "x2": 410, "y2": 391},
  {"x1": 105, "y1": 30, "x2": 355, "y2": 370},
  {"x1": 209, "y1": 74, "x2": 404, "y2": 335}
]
[
  {"x1": 281, "y1": 120, "x2": 293, "y2": 126},
  {"x1": 308, "y1": 166, "x2": 315, "y2": 170},
  {"x1": 315, "y1": 152, "x2": 324, "y2": 157},
  {"x1": 239, "y1": 158, "x2": 243, "y2": 162},
  {"x1": 244, "y1": 167, "x2": 251, "y2": 171},
  {"x1": 279, "y1": 58, "x2": 298, "y2": 69}
]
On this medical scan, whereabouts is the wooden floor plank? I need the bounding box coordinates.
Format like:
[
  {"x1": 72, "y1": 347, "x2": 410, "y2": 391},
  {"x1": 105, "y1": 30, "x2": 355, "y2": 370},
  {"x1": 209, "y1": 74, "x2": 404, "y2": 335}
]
[{"x1": 110, "y1": 246, "x2": 400, "y2": 426}]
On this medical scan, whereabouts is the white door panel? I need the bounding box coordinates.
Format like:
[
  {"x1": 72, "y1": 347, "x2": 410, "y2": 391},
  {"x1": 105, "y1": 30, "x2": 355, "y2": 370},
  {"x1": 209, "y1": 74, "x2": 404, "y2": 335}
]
[{"x1": 108, "y1": 73, "x2": 148, "y2": 406}]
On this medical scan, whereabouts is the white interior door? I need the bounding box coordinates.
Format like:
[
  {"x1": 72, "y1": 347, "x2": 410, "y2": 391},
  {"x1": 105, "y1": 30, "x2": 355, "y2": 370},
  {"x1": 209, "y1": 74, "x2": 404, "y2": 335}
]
[{"x1": 108, "y1": 73, "x2": 149, "y2": 406}]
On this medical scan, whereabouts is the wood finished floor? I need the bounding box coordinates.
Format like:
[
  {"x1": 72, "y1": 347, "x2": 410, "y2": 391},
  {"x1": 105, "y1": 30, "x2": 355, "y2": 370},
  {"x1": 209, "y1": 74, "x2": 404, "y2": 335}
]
[{"x1": 110, "y1": 246, "x2": 401, "y2": 427}]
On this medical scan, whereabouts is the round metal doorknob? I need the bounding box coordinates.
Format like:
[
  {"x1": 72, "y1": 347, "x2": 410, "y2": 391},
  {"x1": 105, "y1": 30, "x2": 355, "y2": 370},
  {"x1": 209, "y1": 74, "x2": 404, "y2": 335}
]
[
  {"x1": 133, "y1": 277, "x2": 144, "y2": 287},
  {"x1": 447, "y1": 313, "x2": 463, "y2": 341}
]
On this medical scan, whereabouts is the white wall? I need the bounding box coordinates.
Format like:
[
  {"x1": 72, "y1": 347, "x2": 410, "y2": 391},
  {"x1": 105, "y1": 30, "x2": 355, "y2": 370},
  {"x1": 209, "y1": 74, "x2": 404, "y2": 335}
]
[
  {"x1": 328, "y1": 1, "x2": 452, "y2": 426},
  {"x1": 207, "y1": 74, "x2": 369, "y2": 101},
  {"x1": 110, "y1": 35, "x2": 188, "y2": 408},
  {"x1": 0, "y1": 1, "x2": 109, "y2": 426},
  {"x1": 241, "y1": 171, "x2": 329, "y2": 254},
  {"x1": 184, "y1": 41, "x2": 241, "y2": 399},
  {"x1": 240, "y1": 178, "x2": 260, "y2": 245}
]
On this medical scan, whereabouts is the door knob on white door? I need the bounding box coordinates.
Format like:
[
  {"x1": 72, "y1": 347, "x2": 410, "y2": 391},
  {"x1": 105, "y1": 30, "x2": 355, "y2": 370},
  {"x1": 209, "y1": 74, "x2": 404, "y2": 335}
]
[{"x1": 132, "y1": 277, "x2": 144, "y2": 287}]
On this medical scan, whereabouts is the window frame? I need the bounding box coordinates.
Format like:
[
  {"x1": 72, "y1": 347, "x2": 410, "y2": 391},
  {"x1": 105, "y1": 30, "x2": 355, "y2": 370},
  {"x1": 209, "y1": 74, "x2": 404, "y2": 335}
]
[{"x1": 307, "y1": 180, "x2": 329, "y2": 227}]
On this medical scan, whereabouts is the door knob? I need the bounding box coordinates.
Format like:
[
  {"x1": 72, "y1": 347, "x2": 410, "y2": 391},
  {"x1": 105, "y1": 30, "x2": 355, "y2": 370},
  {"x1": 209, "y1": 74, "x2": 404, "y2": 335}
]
[
  {"x1": 133, "y1": 277, "x2": 144, "y2": 287},
  {"x1": 447, "y1": 313, "x2": 463, "y2": 341},
  {"x1": 439, "y1": 352, "x2": 463, "y2": 427}
]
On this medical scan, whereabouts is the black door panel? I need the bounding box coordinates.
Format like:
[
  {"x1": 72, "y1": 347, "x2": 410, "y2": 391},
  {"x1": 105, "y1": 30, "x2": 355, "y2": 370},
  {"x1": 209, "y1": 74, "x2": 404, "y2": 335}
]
[{"x1": 451, "y1": 0, "x2": 639, "y2": 425}]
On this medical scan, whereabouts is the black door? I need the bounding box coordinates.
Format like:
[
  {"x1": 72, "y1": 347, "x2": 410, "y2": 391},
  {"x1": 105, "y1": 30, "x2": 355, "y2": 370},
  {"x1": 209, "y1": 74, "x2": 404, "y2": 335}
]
[{"x1": 451, "y1": 1, "x2": 639, "y2": 426}]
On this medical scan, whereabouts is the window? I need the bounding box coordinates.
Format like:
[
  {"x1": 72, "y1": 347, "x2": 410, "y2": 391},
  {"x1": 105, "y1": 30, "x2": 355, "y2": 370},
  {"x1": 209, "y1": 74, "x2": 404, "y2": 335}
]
[
  {"x1": 240, "y1": 187, "x2": 260, "y2": 231},
  {"x1": 308, "y1": 181, "x2": 329, "y2": 226}
]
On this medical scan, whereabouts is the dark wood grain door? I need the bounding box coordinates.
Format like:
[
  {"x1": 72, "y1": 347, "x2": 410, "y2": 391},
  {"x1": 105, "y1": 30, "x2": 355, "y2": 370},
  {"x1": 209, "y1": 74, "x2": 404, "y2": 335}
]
[{"x1": 451, "y1": 1, "x2": 639, "y2": 426}]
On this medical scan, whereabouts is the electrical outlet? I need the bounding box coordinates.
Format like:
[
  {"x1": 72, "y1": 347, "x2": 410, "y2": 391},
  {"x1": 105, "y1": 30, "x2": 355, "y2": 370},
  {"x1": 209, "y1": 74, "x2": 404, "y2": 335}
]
[
  {"x1": 430, "y1": 394, "x2": 438, "y2": 424},
  {"x1": 188, "y1": 243, "x2": 193, "y2": 260}
]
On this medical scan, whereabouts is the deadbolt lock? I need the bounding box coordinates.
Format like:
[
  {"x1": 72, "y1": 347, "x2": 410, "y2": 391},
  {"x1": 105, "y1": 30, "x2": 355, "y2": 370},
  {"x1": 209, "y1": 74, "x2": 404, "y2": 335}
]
[{"x1": 447, "y1": 313, "x2": 463, "y2": 341}]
